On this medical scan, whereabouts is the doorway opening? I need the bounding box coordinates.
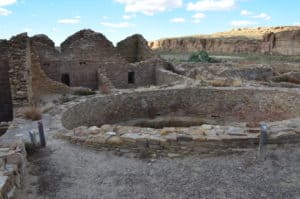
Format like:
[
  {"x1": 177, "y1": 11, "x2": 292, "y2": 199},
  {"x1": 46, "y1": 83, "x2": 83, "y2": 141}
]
[
  {"x1": 61, "y1": 73, "x2": 70, "y2": 86},
  {"x1": 128, "y1": 71, "x2": 135, "y2": 84}
]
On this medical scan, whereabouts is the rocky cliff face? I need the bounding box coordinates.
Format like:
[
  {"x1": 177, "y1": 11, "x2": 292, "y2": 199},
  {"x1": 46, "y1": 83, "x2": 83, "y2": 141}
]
[{"x1": 149, "y1": 26, "x2": 300, "y2": 55}]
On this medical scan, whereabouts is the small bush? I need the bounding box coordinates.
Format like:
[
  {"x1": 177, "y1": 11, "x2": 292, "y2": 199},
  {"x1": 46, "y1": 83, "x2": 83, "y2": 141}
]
[
  {"x1": 25, "y1": 142, "x2": 38, "y2": 156},
  {"x1": 73, "y1": 90, "x2": 96, "y2": 96},
  {"x1": 188, "y1": 50, "x2": 217, "y2": 63},
  {"x1": 23, "y1": 107, "x2": 42, "y2": 121}
]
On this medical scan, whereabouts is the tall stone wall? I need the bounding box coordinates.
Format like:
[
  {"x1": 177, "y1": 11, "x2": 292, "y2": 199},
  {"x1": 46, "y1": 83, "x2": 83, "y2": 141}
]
[
  {"x1": 101, "y1": 59, "x2": 156, "y2": 89},
  {"x1": 0, "y1": 33, "x2": 71, "y2": 112},
  {"x1": 117, "y1": 34, "x2": 154, "y2": 63},
  {"x1": 29, "y1": 40, "x2": 71, "y2": 104},
  {"x1": 31, "y1": 35, "x2": 61, "y2": 82},
  {"x1": 8, "y1": 33, "x2": 30, "y2": 107},
  {"x1": 0, "y1": 40, "x2": 13, "y2": 121},
  {"x1": 59, "y1": 29, "x2": 128, "y2": 89}
]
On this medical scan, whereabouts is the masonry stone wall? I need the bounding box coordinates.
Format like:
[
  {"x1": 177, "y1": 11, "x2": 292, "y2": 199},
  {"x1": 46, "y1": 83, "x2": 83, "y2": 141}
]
[
  {"x1": 117, "y1": 34, "x2": 154, "y2": 63},
  {"x1": 29, "y1": 41, "x2": 71, "y2": 104},
  {"x1": 0, "y1": 40, "x2": 13, "y2": 121},
  {"x1": 155, "y1": 68, "x2": 188, "y2": 85},
  {"x1": 8, "y1": 33, "x2": 30, "y2": 108},
  {"x1": 62, "y1": 87, "x2": 300, "y2": 129},
  {"x1": 31, "y1": 35, "x2": 62, "y2": 82}
]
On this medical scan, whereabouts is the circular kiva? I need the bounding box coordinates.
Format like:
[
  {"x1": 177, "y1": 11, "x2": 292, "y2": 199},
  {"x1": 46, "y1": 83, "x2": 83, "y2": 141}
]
[{"x1": 60, "y1": 87, "x2": 300, "y2": 156}]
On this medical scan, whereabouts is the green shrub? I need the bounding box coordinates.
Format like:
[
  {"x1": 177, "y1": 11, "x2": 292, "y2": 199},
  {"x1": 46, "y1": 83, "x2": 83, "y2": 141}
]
[
  {"x1": 188, "y1": 50, "x2": 217, "y2": 63},
  {"x1": 25, "y1": 142, "x2": 38, "y2": 156}
]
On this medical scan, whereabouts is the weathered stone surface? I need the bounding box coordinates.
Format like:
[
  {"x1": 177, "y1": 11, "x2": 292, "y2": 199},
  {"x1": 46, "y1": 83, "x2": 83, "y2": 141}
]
[
  {"x1": 0, "y1": 40, "x2": 13, "y2": 122},
  {"x1": 149, "y1": 26, "x2": 300, "y2": 55},
  {"x1": 62, "y1": 87, "x2": 300, "y2": 130},
  {"x1": 271, "y1": 72, "x2": 300, "y2": 84},
  {"x1": 106, "y1": 136, "x2": 123, "y2": 145},
  {"x1": 117, "y1": 34, "x2": 154, "y2": 63}
]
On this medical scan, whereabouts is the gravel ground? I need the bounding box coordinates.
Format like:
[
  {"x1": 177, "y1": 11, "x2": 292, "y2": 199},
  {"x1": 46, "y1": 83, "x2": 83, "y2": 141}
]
[{"x1": 15, "y1": 129, "x2": 300, "y2": 199}]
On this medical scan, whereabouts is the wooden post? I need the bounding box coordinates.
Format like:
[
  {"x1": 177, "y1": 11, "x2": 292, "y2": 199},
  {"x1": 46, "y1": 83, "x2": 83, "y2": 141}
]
[
  {"x1": 38, "y1": 121, "x2": 46, "y2": 147},
  {"x1": 28, "y1": 131, "x2": 37, "y2": 146}
]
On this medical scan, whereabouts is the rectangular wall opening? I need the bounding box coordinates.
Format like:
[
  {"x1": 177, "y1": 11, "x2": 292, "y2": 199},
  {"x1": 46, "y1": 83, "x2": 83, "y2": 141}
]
[
  {"x1": 128, "y1": 71, "x2": 135, "y2": 84},
  {"x1": 61, "y1": 73, "x2": 70, "y2": 86}
]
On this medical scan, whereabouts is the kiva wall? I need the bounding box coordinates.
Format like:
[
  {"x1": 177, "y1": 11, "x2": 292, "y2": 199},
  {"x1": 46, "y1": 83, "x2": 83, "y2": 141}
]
[{"x1": 62, "y1": 87, "x2": 300, "y2": 129}]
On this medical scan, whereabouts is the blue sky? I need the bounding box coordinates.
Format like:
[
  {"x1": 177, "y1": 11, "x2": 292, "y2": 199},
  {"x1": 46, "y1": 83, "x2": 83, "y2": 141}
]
[{"x1": 0, "y1": 0, "x2": 299, "y2": 45}]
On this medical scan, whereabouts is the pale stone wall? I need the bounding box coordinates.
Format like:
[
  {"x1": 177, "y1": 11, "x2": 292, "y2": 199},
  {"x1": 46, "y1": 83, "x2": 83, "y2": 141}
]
[{"x1": 62, "y1": 87, "x2": 300, "y2": 129}]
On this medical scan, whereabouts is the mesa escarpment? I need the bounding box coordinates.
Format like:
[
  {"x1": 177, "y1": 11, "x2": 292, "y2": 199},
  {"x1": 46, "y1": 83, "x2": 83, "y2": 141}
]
[{"x1": 149, "y1": 26, "x2": 300, "y2": 55}]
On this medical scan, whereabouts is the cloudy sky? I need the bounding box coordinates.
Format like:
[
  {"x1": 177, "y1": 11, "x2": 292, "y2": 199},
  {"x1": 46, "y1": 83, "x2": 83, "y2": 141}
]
[{"x1": 0, "y1": 0, "x2": 299, "y2": 45}]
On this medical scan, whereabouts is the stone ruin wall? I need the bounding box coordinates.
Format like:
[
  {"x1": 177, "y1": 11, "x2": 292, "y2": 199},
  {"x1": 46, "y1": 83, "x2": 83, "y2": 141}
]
[
  {"x1": 62, "y1": 87, "x2": 300, "y2": 129},
  {"x1": 31, "y1": 35, "x2": 62, "y2": 82},
  {"x1": 32, "y1": 29, "x2": 158, "y2": 90},
  {"x1": 0, "y1": 40, "x2": 13, "y2": 121},
  {"x1": 8, "y1": 34, "x2": 31, "y2": 108},
  {"x1": 32, "y1": 29, "x2": 162, "y2": 90},
  {"x1": 0, "y1": 29, "x2": 173, "y2": 121},
  {"x1": 0, "y1": 33, "x2": 71, "y2": 120},
  {"x1": 117, "y1": 34, "x2": 155, "y2": 63}
]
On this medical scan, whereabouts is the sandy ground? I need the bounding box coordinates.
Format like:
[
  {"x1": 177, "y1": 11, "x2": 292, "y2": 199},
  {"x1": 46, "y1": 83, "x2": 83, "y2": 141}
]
[{"x1": 14, "y1": 124, "x2": 300, "y2": 199}]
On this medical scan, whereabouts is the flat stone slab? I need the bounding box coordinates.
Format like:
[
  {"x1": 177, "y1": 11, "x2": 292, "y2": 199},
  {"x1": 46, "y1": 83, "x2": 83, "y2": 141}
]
[{"x1": 58, "y1": 118, "x2": 300, "y2": 156}]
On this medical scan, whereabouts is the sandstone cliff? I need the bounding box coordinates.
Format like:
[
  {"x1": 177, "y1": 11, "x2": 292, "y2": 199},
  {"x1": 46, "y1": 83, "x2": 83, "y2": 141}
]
[{"x1": 149, "y1": 26, "x2": 300, "y2": 55}]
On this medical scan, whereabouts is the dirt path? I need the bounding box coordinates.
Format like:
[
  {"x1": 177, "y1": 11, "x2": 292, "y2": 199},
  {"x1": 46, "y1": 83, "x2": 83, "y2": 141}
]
[{"x1": 15, "y1": 118, "x2": 300, "y2": 199}]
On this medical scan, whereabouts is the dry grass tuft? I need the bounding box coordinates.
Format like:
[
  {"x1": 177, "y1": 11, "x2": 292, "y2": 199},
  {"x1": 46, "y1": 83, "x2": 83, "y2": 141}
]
[
  {"x1": 22, "y1": 107, "x2": 42, "y2": 121},
  {"x1": 99, "y1": 84, "x2": 111, "y2": 95}
]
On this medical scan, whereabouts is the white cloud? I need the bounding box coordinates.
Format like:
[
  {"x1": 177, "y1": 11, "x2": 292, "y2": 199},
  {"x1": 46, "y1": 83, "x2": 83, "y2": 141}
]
[
  {"x1": 0, "y1": 0, "x2": 16, "y2": 16},
  {"x1": 100, "y1": 21, "x2": 135, "y2": 28},
  {"x1": 0, "y1": 0, "x2": 16, "y2": 6},
  {"x1": 58, "y1": 17, "x2": 81, "y2": 24},
  {"x1": 252, "y1": 13, "x2": 271, "y2": 20},
  {"x1": 0, "y1": 7, "x2": 11, "y2": 15},
  {"x1": 231, "y1": 20, "x2": 258, "y2": 27},
  {"x1": 191, "y1": 13, "x2": 205, "y2": 23},
  {"x1": 170, "y1": 17, "x2": 185, "y2": 23},
  {"x1": 192, "y1": 19, "x2": 201, "y2": 24},
  {"x1": 187, "y1": 0, "x2": 235, "y2": 11},
  {"x1": 192, "y1": 13, "x2": 206, "y2": 19},
  {"x1": 240, "y1": 9, "x2": 252, "y2": 16},
  {"x1": 240, "y1": 10, "x2": 271, "y2": 21},
  {"x1": 115, "y1": 0, "x2": 183, "y2": 15},
  {"x1": 293, "y1": 22, "x2": 300, "y2": 26},
  {"x1": 122, "y1": 14, "x2": 135, "y2": 20}
]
